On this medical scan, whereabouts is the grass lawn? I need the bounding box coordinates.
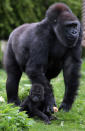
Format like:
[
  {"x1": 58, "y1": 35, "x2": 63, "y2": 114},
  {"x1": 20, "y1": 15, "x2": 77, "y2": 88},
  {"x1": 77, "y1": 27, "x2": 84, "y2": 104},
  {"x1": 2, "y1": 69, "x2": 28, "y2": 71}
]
[{"x1": 0, "y1": 60, "x2": 85, "y2": 131}]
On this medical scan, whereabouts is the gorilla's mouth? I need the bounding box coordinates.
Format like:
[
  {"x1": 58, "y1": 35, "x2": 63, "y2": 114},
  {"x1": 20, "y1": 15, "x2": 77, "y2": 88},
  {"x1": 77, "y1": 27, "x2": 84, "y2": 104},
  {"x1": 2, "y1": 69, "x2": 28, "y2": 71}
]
[
  {"x1": 67, "y1": 32, "x2": 78, "y2": 41},
  {"x1": 65, "y1": 29, "x2": 79, "y2": 47}
]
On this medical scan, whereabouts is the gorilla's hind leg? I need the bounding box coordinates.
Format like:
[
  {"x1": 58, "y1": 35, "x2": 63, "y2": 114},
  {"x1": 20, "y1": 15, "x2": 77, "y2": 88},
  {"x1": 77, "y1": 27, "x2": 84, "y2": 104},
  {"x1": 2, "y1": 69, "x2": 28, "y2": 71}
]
[
  {"x1": 6, "y1": 71, "x2": 22, "y2": 105},
  {"x1": 5, "y1": 43, "x2": 22, "y2": 105}
]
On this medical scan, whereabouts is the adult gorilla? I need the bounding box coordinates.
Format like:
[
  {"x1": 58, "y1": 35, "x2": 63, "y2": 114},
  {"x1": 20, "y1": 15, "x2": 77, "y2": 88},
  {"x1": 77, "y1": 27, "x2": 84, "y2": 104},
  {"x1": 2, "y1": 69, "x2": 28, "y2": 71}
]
[{"x1": 4, "y1": 3, "x2": 82, "y2": 112}]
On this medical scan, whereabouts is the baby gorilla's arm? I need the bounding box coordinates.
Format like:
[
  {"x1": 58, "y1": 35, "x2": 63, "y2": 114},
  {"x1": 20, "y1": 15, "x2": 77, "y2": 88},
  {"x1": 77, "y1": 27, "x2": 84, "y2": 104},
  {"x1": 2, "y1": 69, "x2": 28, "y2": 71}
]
[
  {"x1": 33, "y1": 108, "x2": 50, "y2": 124},
  {"x1": 19, "y1": 96, "x2": 32, "y2": 113}
]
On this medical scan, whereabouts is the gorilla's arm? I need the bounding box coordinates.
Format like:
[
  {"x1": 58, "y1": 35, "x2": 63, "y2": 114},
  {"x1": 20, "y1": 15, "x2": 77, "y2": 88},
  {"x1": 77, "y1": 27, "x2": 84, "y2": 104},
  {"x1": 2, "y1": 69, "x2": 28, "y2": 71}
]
[
  {"x1": 25, "y1": 40, "x2": 49, "y2": 85},
  {"x1": 25, "y1": 41, "x2": 56, "y2": 113},
  {"x1": 59, "y1": 46, "x2": 82, "y2": 111}
]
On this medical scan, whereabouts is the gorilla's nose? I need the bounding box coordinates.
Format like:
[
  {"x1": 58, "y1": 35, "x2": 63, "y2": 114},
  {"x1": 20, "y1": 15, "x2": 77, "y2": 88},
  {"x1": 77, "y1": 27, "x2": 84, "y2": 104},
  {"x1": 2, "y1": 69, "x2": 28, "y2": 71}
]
[
  {"x1": 71, "y1": 22, "x2": 79, "y2": 36},
  {"x1": 72, "y1": 30, "x2": 77, "y2": 35},
  {"x1": 71, "y1": 29, "x2": 78, "y2": 39},
  {"x1": 32, "y1": 96, "x2": 39, "y2": 102}
]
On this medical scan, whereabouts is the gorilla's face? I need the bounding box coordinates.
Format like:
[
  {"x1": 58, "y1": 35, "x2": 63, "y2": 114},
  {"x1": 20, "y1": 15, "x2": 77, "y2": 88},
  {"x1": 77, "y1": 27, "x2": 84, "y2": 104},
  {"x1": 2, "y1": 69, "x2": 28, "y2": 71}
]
[
  {"x1": 63, "y1": 21, "x2": 80, "y2": 47},
  {"x1": 30, "y1": 85, "x2": 44, "y2": 103},
  {"x1": 52, "y1": 12, "x2": 80, "y2": 48}
]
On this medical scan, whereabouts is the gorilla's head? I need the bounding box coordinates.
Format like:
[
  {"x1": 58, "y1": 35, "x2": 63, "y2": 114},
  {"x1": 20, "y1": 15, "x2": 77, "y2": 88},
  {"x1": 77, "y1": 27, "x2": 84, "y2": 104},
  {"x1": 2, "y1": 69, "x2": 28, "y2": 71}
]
[
  {"x1": 46, "y1": 3, "x2": 80, "y2": 48},
  {"x1": 30, "y1": 84, "x2": 44, "y2": 103}
]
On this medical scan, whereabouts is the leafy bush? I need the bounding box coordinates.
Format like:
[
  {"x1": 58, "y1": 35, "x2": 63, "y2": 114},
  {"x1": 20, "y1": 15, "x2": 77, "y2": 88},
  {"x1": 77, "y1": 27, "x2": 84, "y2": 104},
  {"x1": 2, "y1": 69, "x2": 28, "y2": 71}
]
[
  {"x1": 0, "y1": 103, "x2": 34, "y2": 131},
  {"x1": 0, "y1": 0, "x2": 81, "y2": 39}
]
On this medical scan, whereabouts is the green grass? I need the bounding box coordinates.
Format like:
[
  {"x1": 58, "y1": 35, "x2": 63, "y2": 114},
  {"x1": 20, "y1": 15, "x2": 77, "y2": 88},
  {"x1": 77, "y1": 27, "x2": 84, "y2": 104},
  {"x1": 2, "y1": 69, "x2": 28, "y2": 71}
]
[{"x1": 0, "y1": 60, "x2": 85, "y2": 131}]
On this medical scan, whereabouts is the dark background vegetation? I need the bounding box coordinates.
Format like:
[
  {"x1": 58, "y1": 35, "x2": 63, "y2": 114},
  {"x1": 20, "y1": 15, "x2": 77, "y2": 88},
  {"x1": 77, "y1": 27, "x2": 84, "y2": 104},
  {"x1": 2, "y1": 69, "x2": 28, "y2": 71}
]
[{"x1": 0, "y1": 0, "x2": 81, "y2": 40}]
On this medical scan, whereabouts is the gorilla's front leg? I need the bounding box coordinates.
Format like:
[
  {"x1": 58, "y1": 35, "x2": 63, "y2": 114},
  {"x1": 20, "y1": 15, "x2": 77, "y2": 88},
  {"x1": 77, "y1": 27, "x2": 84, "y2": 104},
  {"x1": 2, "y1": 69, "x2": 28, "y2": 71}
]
[
  {"x1": 59, "y1": 55, "x2": 81, "y2": 112},
  {"x1": 44, "y1": 84, "x2": 57, "y2": 113},
  {"x1": 26, "y1": 62, "x2": 56, "y2": 113}
]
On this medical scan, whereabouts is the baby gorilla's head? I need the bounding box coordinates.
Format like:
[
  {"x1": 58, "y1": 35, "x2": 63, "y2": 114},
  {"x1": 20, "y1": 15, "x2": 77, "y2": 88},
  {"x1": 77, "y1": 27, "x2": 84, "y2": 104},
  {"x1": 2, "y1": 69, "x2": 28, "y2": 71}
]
[{"x1": 30, "y1": 84, "x2": 44, "y2": 103}]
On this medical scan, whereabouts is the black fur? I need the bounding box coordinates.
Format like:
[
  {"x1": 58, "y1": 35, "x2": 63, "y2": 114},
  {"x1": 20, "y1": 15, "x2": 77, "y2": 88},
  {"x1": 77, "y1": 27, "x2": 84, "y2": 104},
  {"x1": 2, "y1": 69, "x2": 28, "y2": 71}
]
[{"x1": 4, "y1": 3, "x2": 82, "y2": 112}]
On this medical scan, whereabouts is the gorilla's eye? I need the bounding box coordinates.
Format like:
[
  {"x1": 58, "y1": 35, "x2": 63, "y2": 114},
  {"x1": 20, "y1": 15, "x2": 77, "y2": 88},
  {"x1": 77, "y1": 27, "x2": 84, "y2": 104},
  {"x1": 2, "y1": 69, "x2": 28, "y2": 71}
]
[{"x1": 65, "y1": 23, "x2": 77, "y2": 29}]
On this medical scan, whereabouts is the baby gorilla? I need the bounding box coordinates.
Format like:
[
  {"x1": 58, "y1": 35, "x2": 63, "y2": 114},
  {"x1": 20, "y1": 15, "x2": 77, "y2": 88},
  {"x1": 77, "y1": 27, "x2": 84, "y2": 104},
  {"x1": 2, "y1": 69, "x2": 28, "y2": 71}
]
[{"x1": 20, "y1": 84, "x2": 51, "y2": 124}]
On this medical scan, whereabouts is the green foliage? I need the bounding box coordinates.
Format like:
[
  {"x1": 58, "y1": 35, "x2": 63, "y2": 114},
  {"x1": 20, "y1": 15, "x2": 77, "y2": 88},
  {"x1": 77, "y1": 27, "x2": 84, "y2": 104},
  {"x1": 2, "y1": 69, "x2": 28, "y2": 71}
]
[
  {"x1": 0, "y1": 0, "x2": 81, "y2": 39},
  {"x1": 0, "y1": 104, "x2": 34, "y2": 131},
  {"x1": 0, "y1": 0, "x2": 37, "y2": 39},
  {"x1": 0, "y1": 70, "x2": 34, "y2": 131}
]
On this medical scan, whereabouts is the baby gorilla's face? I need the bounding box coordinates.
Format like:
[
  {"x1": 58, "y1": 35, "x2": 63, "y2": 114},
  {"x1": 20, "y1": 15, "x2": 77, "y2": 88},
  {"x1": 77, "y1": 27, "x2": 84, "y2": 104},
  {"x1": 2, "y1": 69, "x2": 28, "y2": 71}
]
[{"x1": 30, "y1": 84, "x2": 44, "y2": 103}]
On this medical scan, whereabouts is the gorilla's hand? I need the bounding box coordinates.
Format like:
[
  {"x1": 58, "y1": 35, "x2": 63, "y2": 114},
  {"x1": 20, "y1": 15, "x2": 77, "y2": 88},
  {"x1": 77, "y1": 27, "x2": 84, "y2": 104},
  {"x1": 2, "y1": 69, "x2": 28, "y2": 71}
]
[
  {"x1": 44, "y1": 92, "x2": 57, "y2": 113},
  {"x1": 59, "y1": 102, "x2": 72, "y2": 112}
]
